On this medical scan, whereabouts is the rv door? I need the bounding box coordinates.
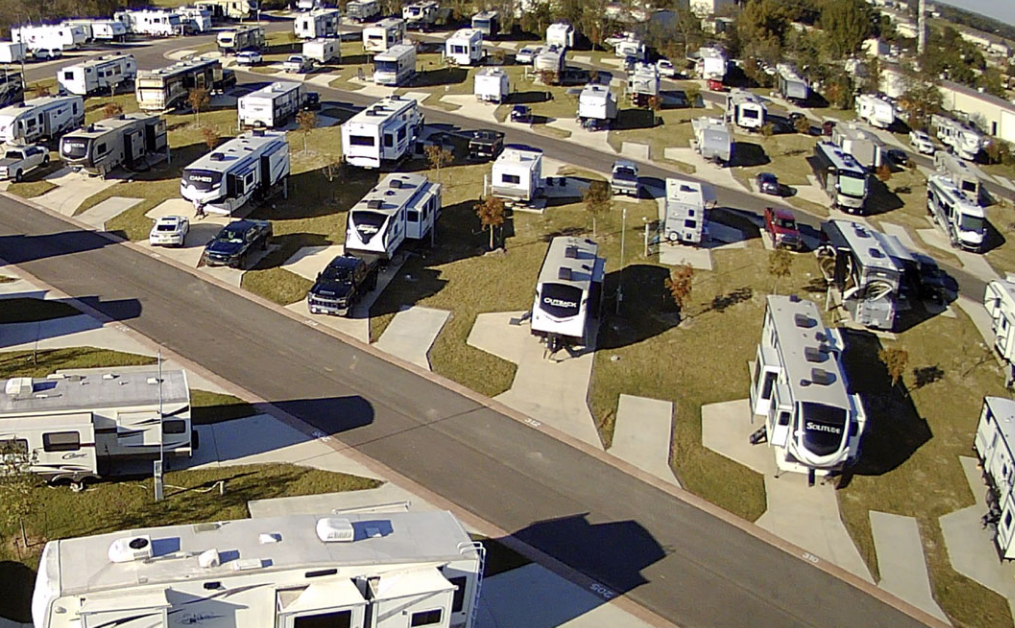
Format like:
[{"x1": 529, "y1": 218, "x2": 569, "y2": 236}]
[{"x1": 768, "y1": 406, "x2": 792, "y2": 448}]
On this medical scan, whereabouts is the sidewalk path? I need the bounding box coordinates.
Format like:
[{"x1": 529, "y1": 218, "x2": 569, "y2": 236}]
[
  {"x1": 870, "y1": 511, "x2": 950, "y2": 624},
  {"x1": 610, "y1": 395, "x2": 680, "y2": 486},
  {"x1": 374, "y1": 306, "x2": 450, "y2": 371}
]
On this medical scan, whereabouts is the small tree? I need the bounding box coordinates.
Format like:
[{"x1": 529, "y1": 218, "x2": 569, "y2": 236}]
[
  {"x1": 583, "y1": 180, "x2": 612, "y2": 236},
  {"x1": 684, "y1": 83, "x2": 700, "y2": 108},
  {"x1": 0, "y1": 440, "x2": 40, "y2": 550},
  {"x1": 665, "y1": 263, "x2": 694, "y2": 314},
  {"x1": 761, "y1": 122, "x2": 776, "y2": 137},
  {"x1": 33, "y1": 84, "x2": 51, "y2": 98},
  {"x1": 188, "y1": 87, "x2": 210, "y2": 125},
  {"x1": 768, "y1": 248, "x2": 792, "y2": 294},
  {"x1": 878, "y1": 347, "x2": 909, "y2": 393},
  {"x1": 876, "y1": 163, "x2": 892, "y2": 182},
  {"x1": 103, "y1": 102, "x2": 124, "y2": 119},
  {"x1": 296, "y1": 110, "x2": 317, "y2": 154},
  {"x1": 537, "y1": 69, "x2": 557, "y2": 86},
  {"x1": 201, "y1": 126, "x2": 220, "y2": 151},
  {"x1": 424, "y1": 144, "x2": 453, "y2": 183},
  {"x1": 475, "y1": 196, "x2": 506, "y2": 250},
  {"x1": 793, "y1": 115, "x2": 811, "y2": 134}
]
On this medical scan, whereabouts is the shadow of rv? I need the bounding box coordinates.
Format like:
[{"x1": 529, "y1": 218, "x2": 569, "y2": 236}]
[
  {"x1": 411, "y1": 66, "x2": 468, "y2": 88},
  {"x1": 0, "y1": 295, "x2": 142, "y2": 350},
  {"x1": 0, "y1": 561, "x2": 34, "y2": 622},
  {"x1": 982, "y1": 219, "x2": 1006, "y2": 255},
  {"x1": 508, "y1": 90, "x2": 554, "y2": 105},
  {"x1": 729, "y1": 142, "x2": 770, "y2": 168},
  {"x1": 613, "y1": 108, "x2": 656, "y2": 131},
  {"x1": 863, "y1": 178, "x2": 904, "y2": 215},
  {"x1": 597, "y1": 264, "x2": 681, "y2": 350}
]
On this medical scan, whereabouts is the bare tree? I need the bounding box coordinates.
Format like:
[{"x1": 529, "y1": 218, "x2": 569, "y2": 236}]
[
  {"x1": 297, "y1": 110, "x2": 317, "y2": 154},
  {"x1": 768, "y1": 248, "x2": 792, "y2": 294},
  {"x1": 103, "y1": 102, "x2": 124, "y2": 119},
  {"x1": 475, "y1": 196, "x2": 506, "y2": 250},
  {"x1": 665, "y1": 263, "x2": 695, "y2": 317},
  {"x1": 878, "y1": 347, "x2": 909, "y2": 395},
  {"x1": 201, "y1": 126, "x2": 220, "y2": 151},
  {"x1": 876, "y1": 163, "x2": 892, "y2": 182},
  {"x1": 33, "y1": 84, "x2": 51, "y2": 98},
  {"x1": 583, "y1": 179, "x2": 612, "y2": 236},
  {"x1": 424, "y1": 144, "x2": 453, "y2": 184},
  {"x1": 0, "y1": 440, "x2": 40, "y2": 550},
  {"x1": 188, "y1": 87, "x2": 210, "y2": 125}
]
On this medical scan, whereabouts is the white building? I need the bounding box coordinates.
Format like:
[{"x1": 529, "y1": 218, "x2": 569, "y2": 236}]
[
  {"x1": 445, "y1": 29, "x2": 483, "y2": 66},
  {"x1": 663, "y1": 178, "x2": 715, "y2": 245},
  {"x1": 303, "y1": 39, "x2": 339, "y2": 64},
  {"x1": 345, "y1": 172, "x2": 441, "y2": 259},
  {"x1": 491, "y1": 144, "x2": 542, "y2": 202},
  {"x1": 689, "y1": 0, "x2": 736, "y2": 17},
  {"x1": 341, "y1": 96, "x2": 421, "y2": 169},
  {"x1": 937, "y1": 80, "x2": 1015, "y2": 145},
  {"x1": 974, "y1": 396, "x2": 1015, "y2": 558},
  {"x1": 531, "y1": 236, "x2": 605, "y2": 345}
]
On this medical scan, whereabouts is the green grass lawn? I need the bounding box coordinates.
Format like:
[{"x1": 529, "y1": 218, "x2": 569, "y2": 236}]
[
  {"x1": 606, "y1": 106, "x2": 710, "y2": 159},
  {"x1": 0, "y1": 347, "x2": 156, "y2": 379},
  {"x1": 190, "y1": 389, "x2": 259, "y2": 424},
  {"x1": 6, "y1": 179, "x2": 57, "y2": 198},
  {"x1": 0, "y1": 298, "x2": 80, "y2": 324}
]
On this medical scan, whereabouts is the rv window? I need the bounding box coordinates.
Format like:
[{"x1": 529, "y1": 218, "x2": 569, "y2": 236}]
[
  {"x1": 63, "y1": 71, "x2": 74, "y2": 80},
  {"x1": 448, "y1": 576, "x2": 467, "y2": 612},
  {"x1": 409, "y1": 610, "x2": 442, "y2": 627},
  {"x1": 292, "y1": 610, "x2": 352, "y2": 628},
  {"x1": 96, "y1": 143, "x2": 107, "y2": 155},
  {"x1": 43, "y1": 431, "x2": 81, "y2": 452},
  {"x1": 407, "y1": 210, "x2": 419, "y2": 222},
  {"x1": 397, "y1": 127, "x2": 406, "y2": 141},
  {"x1": 383, "y1": 133, "x2": 394, "y2": 148},
  {"x1": 349, "y1": 135, "x2": 375, "y2": 147},
  {"x1": 761, "y1": 371, "x2": 776, "y2": 401},
  {"x1": 0, "y1": 439, "x2": 29, "y2": 456},
  {"x1": 501, "y1": 174, "x2": 520, "y2": 184},
  {"x1": 1006, "y1": 512, "x2": 1013, "y2": 529},
  {"x1": 163, "y1": 420, "x2": 187, "y2": 435},
  {"x1": 684, "y1": 220, "x2": 697, "y2": 229},
  {"x1": 778, "y1": 411, "x2": 790, "y2": 426}
]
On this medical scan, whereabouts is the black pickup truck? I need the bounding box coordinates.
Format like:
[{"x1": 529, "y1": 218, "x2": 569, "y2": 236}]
[
  {"x1": 201, "y1": 219, "x2": 272, "y2": 268},
  {"x1": 307, "y1": 254, "x2": 379, "y2": 317}
]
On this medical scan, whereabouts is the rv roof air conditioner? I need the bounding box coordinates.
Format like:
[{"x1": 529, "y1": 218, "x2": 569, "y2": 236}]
[
  {"x1": 804, "y1": 346, "x2": 825, "y2": 363},
  {"x1": 5, "y1": 377, "x2": 33, "y2": 397},
  {"x1": 108, "y1": 535, "x2": 153, "y2": 563},
  {"x1": 367, "y1": 199, "x2": 384, "y2": 210},
  {"x1": 210, "y1": 152, "x2": 225, "y2": 161},
  {"x1": 558, "y1": 267, "x2": 572, "y2": 281},
  {"x1": 811, "y1": 368, "x2": 835, "y2": 385},
  {"x1": 793, "y1": 313, "x2": 816, "y2": 328},
  {"x1": 564, "y1": 246, "x2": 578, "y2": 259},
  {"x1": 316, "y1": 517, "x2": 355, "y2": 543},
  {"x1": 390, "y1": 178, "x2": 403, "y2": 189},
  {"x1": 198, "y1": 548, "x2": 220, "y2": 568}
]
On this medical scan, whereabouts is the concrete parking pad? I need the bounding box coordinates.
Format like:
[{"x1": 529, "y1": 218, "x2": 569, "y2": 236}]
[
  {"x1": 374, "y1": 306, "x2": 451, "y2": 371},
  {"x1": 620, "y1": 141, "x2": 650, "y2": 160},
  {"x1": 468, "y1": 311, "x2": 603, "y2": 448},
  {"x1": 955, "y1": 295, "x2": 995, "y2": 347},
  {"x1": 658, "y1": 242, "x2": 713, "y2": 270},
  {"x1": 917, "y1": 228, "x2": 999, "y2": 282},
  {"x1": 282, "y1": 244, "x2": 346, "y2": 280},
  {"x1": 701, "y1": 398, "x2": 770, "y2": 473},
  {"x1": 547, "y1": 117, "x2": 614, "y2": 152},
  {"x1": 573, "y1": 54, "x2": 593, "y2": 64},
  {"x1": 141, "y1": 199, "x2": 231, "y2": 268},
  {"x1": 77, "y1": 196, "x2": 142, "y2": 230},
  {"x1": 34, "y1": 168, "x2": 123, "y2": 216},
  {"x1": 662, "y1": 146, "x2": 745, "y2": 191},
  {"x1": 439, "y1": 94, "x2": 500, "y2": 124},
  {"x1": 880, "y1": 222, "x2": 926, "y2": 254},
  {"x1": 610, "y1": 395, "x2": 679, "y2": 486},
  {"x1": 870, "y1": 511, "x2": 950, "y2": 623}
]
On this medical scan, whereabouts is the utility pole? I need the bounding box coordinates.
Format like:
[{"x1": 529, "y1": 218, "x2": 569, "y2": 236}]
[
  {"x1": 154, "y1": 349, "x2": 164, "y2": 502},
  {"x1": 616, "y1": 205, "x2": 626, "y2": 315}
]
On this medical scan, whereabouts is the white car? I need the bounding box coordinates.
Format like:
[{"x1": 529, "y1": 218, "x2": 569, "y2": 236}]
[
  {"x1": 32, "y1": 48, "x2": 62, "y2": 61},
  {"x1": 515, "y1": 46, "x2": 543, "y2": 65},
  {"x1": 149, "y1": 215, "x2": 190, "y2": 248},
  {"x1": 236, "y1": 50, "x2": 263, "y2": 66},
  {"x1": 656, "y1": 58, "x2": 677, "y2": 78},
  {"x1": 909, "y1": 130, "x2": 935, "y2": 155}
]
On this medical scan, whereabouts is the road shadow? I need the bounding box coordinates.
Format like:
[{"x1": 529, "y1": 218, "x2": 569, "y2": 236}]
[
  {"x1": 598, "y1": 264, "x2": 680, "y2": 350},
  {"x1": 0, "y1": 229, "x2": 120, "y2": 266}
]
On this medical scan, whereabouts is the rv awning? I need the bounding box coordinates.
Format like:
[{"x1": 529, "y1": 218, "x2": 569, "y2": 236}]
[
  {"x1": 871, "y1": 231, "x2": 915, "y2": 265},
  {"x1": 277, "y1": 579, "x2": 366, "y2": 613},
  {"x1": 373, "y1": 567, "x2": 454, "y2": 600},
  {"x1": 80, "y1": 587, "x2": 170, "y2": 614}
]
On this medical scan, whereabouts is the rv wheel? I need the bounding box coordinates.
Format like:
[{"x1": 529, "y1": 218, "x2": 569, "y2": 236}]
[
  {"x1": 667, "y1": 231, "x2": 679, "y2": 243},
  {"x1": 43, "y1": 154, "x2": 49, "y2": 165},
  {"x1": 70, "y1": 480, "x2": 87, "y2": 493}
]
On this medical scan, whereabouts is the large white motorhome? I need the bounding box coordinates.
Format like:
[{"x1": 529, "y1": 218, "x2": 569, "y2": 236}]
[
  {"x1": 750, "y1": 295, "x2": 866, "y2": 479},
  {"x1": 578, "y1": 83, "x2": 617, "y2": 131},
  {"x1": 32, "y1": 510, "x2": 484, "y2": 628},
  {"x1": 0, "y1": 369, "x2": 191, "y2": 486},
  {"x1": 777, "y1": 63, "x2": 809, "y2": 102},
  {"x1": 341, "y1": 96, "x2": 422, "y2": 169},
  {"x1": 474, "y1": 67, "x2": 509, "y2": 103},
  {"x1": 59, "y1": 113, "x2": 167, "y2": 177},
  {"x1": 664, "y1": 178, "x2": 716, "y2": 245},
  {"x1": 294, "y1": 8, "x2": 342, "y2": 39},
  {"x1": 238, "y1": 82, "x2": 308, "y2": 128},
  {"x1": 136, "y1": 58, "x2": 235, "y2": 111},
  {"x1": 0, "y1": 95, "x2": 83, "y2": 144},
  {"x1": 113, "y1": 10, "x2": 186, "y2": 37},
  {"x1": 403, "y1": 0, "x2": 438, "y2": 30},
  {"x1": 726, "y1": 88, "x2": 766, "y2": 130},
  {"x1": 985, "y1": 278, "x2": 1015, "y2": 384},
  {"x1": 927, "y1": 174, "x2": 986, "y2": 252},
  {"x1": 362, "y1": 18, "x2": 405, "y2": 53},
  {"x1": 546, "y1": 21, "x2": 575, "y2": 49},
  {"x1": 471, "y1": 10, "x2": 499, "y2": 37},
  {"x1": 180, "y1": 130, "x2": 290, "y2": 215},
  {"x1": 217, "y1": 24, "x2": 265, "y2": 54},
  {"x1": 691, "y1": 116, "x2": 732, "y2": 164},
  {"x1": 811, "y1": 141, "x2": 869, "y2": 213},
  {"x1": 819, "y1": 220, "x2": 905, "y2": 330},
  {"x1": 346, "y1": 0, "x2": 381, "y2": 22},
  {"x1": 12, "y1": 24, "x2": 87, "y2": 51},
  {"x1": 855, "y1": 93, "x2": 895, "y2": 129},
  {"x1": 934, "y1": 150, "x2": 982, "y2": 204},
  {"x1": 345, "y1": 172, "x2": 441, "y2": 260},
  {"x1": 445, "y1": 28, "x2": 483, "y2": 66},
  {"x1": 531, "y1": 236, "x2": 605, "y2": 346},
  {"x1": 492, "y1": 144, "x2": 542, "y2": 202},
  {"x1": 57, "y1": 54, "x2": 137, "y2": 96},
  {"x1": 831, "y1": 122, "x2": 884, "y2": 170},
  {"x1": 195, "y1": 0, "x2": 259, "y2": 20},
  {"x1": 973, "y1": 396, "x2": 1015, "y2": 558},
  {"x1": 303, "y1": 38, "x2": 339, "y2": 64},
  {"x1": 373, "y1": 44, "x2": 416, "y2": 86},
  {"x1": 931, "y1": 113, "x2": 985, "y2": 161}
]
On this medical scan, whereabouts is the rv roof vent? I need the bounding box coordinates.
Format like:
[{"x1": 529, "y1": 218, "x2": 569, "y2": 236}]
[
  {"x1": 789, "y1": 294, "x2": 801, "y2": 302},
  {"x1": 558, "y1": 267, "x2": 572, "y2": 281},
  {"x1": 814, "y1": 331, "x2": 827, "y2": 343},
  {"x1": 811, "y1": 368, "x2": 835, "y2": 385},
  {"x1": 198, "y1": 548, "x2": 220, "y2": 568},
  {"x1": 146, "y1": 377, "x2": 160, "y2": 385},
  {"x1": 367, "y1": 199, "x2": 384, "y2": 210},
  {"x1": 108, "y1": 535, "x2": 153, "y2": 563},
  {"x1": 389, "y1": 178, "x2": 403, "y2": 189},
  {"x1": 259, "y1": 532, "x2": 281, "y2": 544},
  {"x1": 232, "y1": 559, "x2": 267, "y2": 571},
  {"x1": 272, "y1": 83, "x2": 286, "y2": 91},
  {"x1": 209, "y1": 152, "x2": 225, "y2": 161},
  {"x1": 564, "y1": 245, "x2": 578, "y2": 259},
  {"x1": 869, "y1": 248, "x2": 884, "y2": 259},
  {"x1": 5, "y1": 377, "x2": 32, "y2": 397},
  {"x1": 804, "y1": 346, "x2": 825, "y2": 363},
  {"x1": 794, "y1": 313, "x2": 816, "y2": 328},
  {"x1": 102, "y1": 373, "x2": 118, "y2": 380},
  {"x1": 853, "y1": 224, "x2": 870, "y2": 237},
  {"x1": 316, "y1": 517, "x2": 355, "y2": 543}
]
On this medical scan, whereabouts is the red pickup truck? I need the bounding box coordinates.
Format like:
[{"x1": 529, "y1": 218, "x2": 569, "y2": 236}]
[{"x1": 764, "y1": 207, "x2": 803, "y2": 250}]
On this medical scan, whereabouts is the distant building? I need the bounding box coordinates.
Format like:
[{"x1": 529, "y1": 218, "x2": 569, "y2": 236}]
[{"x1": 937, "y1": 80, "x2": 1015, "y2": 144}]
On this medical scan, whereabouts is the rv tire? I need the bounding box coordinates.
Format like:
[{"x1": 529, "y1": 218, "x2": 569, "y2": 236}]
[
  {"x1": 43, "y1": 154, "x2": 49, "y2": 165},
  {"x1": 667, "y1": 231, "x2": 679, "y2": 243},
  {"x1": 70, "y1": 479, "x2": 87, "y2": 492}
]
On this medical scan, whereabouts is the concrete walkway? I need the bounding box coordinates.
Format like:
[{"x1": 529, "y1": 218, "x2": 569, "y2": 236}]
[
  {"x1": 610, "y1": 395, "x2": 679, "y2": 486},
  {"x1": 620, "y1": 142, "x2": 650, "y2": 160},
  {"x1": 374, "y1": 306, "x2": 451, "y2": 371},
  {"x1": 439, "y1": 94, "x2": 500, "y2": 124},
  {"x1": 34, "y1": 168, "x2": 123, "y2": 215},
  {"x1": 870, "y1": 511, "x2": 951, "y2": 623},
  {"x1": 917, "y1": 227, "x2": 999, "y2": 282},
  {"x1": 76, "y1": 196, "x2": 142, "y2": 230}
]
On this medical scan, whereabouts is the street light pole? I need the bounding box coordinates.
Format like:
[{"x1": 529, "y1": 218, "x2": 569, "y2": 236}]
[{"x1": 617, "y1": 204, "x2": 626, "y2": 315}]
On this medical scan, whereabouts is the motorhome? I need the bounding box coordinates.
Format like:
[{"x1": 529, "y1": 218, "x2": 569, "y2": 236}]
[
  {"x1": 12, "y1": 24, "x2": 87, "y2": 51},
  {"x1": 613, "y1": 34, "x2": 646, "y2": 60},
  {"x1": 492, "y1": 144, "x2": 542, "y2": 202},
  {"x1": 927, "y1": 174, "x2": 986, "y2": 252},
  {"x1": 177, "y1": 6, "x2": 214, "y2": 33},
  {"x1": 546, "y1": 21, "x2": 575, "y2": 49},
  {"x1": 59, "y1": 113, "x2": 167, "y2": 177},
  {"x1": 136, "y1": 58, "x2": 235, "y2": 111},
  {"x1": 88, "y1": 20, "x2": 128, "y2": 41},
  {"x1": 777, "y1": 63, "x2": 809, "y2": 102},
  {"x1": 935, "y1": 150, "x2": 982, "y2": 203},
  {"x1": 403, "y1": 0, "x2": 438, "y2": 30},
  {"x1": 373, "y1": 44, "x2": 416, "y2": 86},
  {"x1": 973, "y1": 396, "x2": 1015, "y2": 557},
  {"x1": 726, "y1": 88, "x2": 766, "y2": 130},
  {"x1": 217, "y1": 24, "x2": 265, "y2": 54},
  {"x1": 626, "y1": 62, "x2": 659, "y2": 106},
  {"x1": 931, "y1": 113, "x2": 984, "y2": 160},
  {"x1": 0, "y1": 369, "x2": 191, "y2": 486},
  {"x1": 346, "y1": 0, "x2": 381, "y2": 22},
  {"x1": 180, "y1": 130, "x2": 290, "y2": 215},
  {"x1": 57, "y1": 54, "x2": 136, "y2": 96},
  {"x1": 446, "y1": 29, "x2": 483, "y2": 66},
  {"x1": 831, "y1": 122, "x2": 884, "y2": 170},
  {"x1": 531, "y1": 236, "x2": 605, "y2": 347},
  {"x1": 113, "y1": 10, "x2": 186, "y2": 37},
  {"x1": 472, "y1": 10, "x2": 499, "y2": 37},
  {"x1": 855, "y1": 93, "x2": 895, "y2": 129},
  {"x1": 819, "y1": 220, "x2": 905, "y2": 330},
  {"x1": 664, "y1": 178, "x2": 716, "y2": 244},
  {"x1": 811, "y1": 142, "x2": 869, "y2": 213},
  {"x1": 303, "y1": 38, "x2": 339, "y2": 64},
  {"x1": 577, "y1": 83, "x2": 617, "y2": 131},
  {"x1": 0, "y1": 42, "x2": 26, "y2": 64},
  {"x1": 985, "y1": 278, "x2": 1015, "y2": 384},
  {"x1": 238, "y1": 82, "x2": 309, "y2": 128},
  {"x1": 697, "y1": 46, "x2": 726, "y2": 89},
  {"x1": 341, "y1": 95, "x2": 422, "y2": 169},
  {"x1": 362, "y1": 18, "x2": 405, "y2": 53},
  {"x1": 533, "y1": 46, "x2": 565, "y2": 81},
  {"x1": 475, "y1": 67, "x2": 509, "y2": 103},
  {"x1": 294, "y1": 8, "x2": 342, "y2": 39},
  {"x1": 195, "y1": 0, "x2": 259, "y2": 20},
  {"x1": 345, "y1": 172, "x2": 441, "y2": 260},
  {"x1": 749, "y1": 295, "x2": 866, "y2": 479},
  {"x1": 0, "y1": 95, "x2": 83, "y2": 144},
  {"x1": 0, "y1": 72, "x2": 24, "y2": 109},
  {"x1": 691, "y1": 116, "x2": 732, "y2": 164},
  {"x1": 32, "y1": 510, "x2": 484, "y2": 628}
]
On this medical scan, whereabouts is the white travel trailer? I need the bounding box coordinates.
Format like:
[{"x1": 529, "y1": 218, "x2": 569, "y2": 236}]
[
  {"x1": 217, "y1": 24, "x2": 265, "y2": 54},
  {"x1": 577, "y1": 83, "x2": 617, "y2": 131},
  {"x1": 531, "y1": 236, "x2": 605, "y2": 346},
  {"x1": 373, "y1": 44, "x2": 416, "y2": 86},
  {"x1": 935, "y1": 151, "x2": 982, "y2": 204},
  {"x1": 832, "y1": 122, "x2": 884, "y2": 170},
  {"x1": 985, "y1": 278, "x2": 1015, "y2": 383},
  {"x1": 475, "y1": 67, "x2": 509, "y2": 103},
  {"x1": 471, "y1": 11, "x2": 499, "y2": 37},
  {"x1": 664, "y1": 178, "x2": 715, "y2": 244},
  {"x1": 855, "y1": 93, "x2": 895, "y2": 129},
  {"x1": 345, "y1": 172, "x2": 441, "y2": 259},
  {"x1": 32, "y1": 510, "x2": 484, "y2": 628},
  {"x1": 750, "y1": 295, "x2": 866, "y2": 479},
  {"x1": 546, "y1": 21, "x2": 575, "y2": 49},
  {"x1": 0, "y1": 369, "x2": 191, "y2": 486},
  {"x1": 346, "y1": 0, "x2": 381, "y2": 22},
  {"x1": 303, "y1": 38, "x2": 339, "y2": 64},
  {"x1": 362, "y1": 18, "x2": 405, "y2": 53},
  {"x1": 294, "y1": 8, "x2": 342, "y2": 39},
  {"x1": 932, "y1": 113, "x2": 985, "y2": 160},
  {"x1": 238, "y1": 82, "x2": 308, "y2": 128},
  {"x1": 341, "y1": 96, "x2": 422, "y2": 169},
  {"x1": 777, "y1": 63, "x2": 809, "y2": 102},
  {"x1": 697, "y1": 46, "x2": 727, "y2": 84},
  {"x1": 613, "y1": 34, "x2": 646, "y2": 60},
  {"x1": 726, "y1": 88, "x2": 766, "y2": 130},
  {"x1": 180, "y1": 130, "x2": 290, "y2": 215},
  {"x1": 819, "y1": 220, "x2": 905, "y2": 330},
  {"x1": 533, "y1": 46, "x2": 564, "y2": 79},
  {"x1": 113, "y1": 10, "x2": 186, "y2": 37},
  {"x1": 927, "y1": 174, "x2": 986, "y2": 252},
  {"x1": 88, "y1": 20, "x2": 128, "y2": 41},
  {"x1": 136, "y1": 58, "x2": 235, "y2": 111},
  {"x1": 0, "y1": 95, "x2": 83, "y2": 144},
  {"x1": 692, "y1": 116, "x2": 732, "y2": 164},
  {"x1": 811, "y1": 141, "x2": 870, "y2": 213},
  {"x1": 973, "y1": 396, "x2": 1015, "y2": 558},
  {"x1": 57, "y1": 54, "x2": 137, "y2": 96},
  {"x1": 403, "y1": 0, "x2": 438, "y2": 30},
  {"x1": 60, "y1": 20, "x2": 97, "y2": 42},
  {"x1": 177, "y1": 6, "x2": 214, "y2": 33},
  {"x1": 59, "y1": 113, "x2": 167, "y2": 177},
  {"x1": 445, "y1": 28, "x2": 483, "y2": 66},
  {"x1": 492, "y1": 144, "x2": 542, "y2": 202},
  {"x1": 12, "y1": 24, "x2": 87, "y2": 51},
  {"x1": 626, "y1": 62, "x2": 659, "y2": 106},
  {"x1": 0, "y1": 42, "x2": 27, "y2": 64},
  {"x1": 195, "y1": 0, "x2": 259, "y2": 20}
]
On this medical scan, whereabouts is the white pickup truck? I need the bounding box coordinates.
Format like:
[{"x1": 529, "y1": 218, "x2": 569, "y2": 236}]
[
  {"x1": 0, "y1": 145, "x2": 49, "y2": 181},
  {"x1": 283, "y1": 55, "x2": 313, "y2": 73}
]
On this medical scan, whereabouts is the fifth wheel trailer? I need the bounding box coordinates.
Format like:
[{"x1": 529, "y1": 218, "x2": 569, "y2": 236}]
[
  {"x1": 294, "y1": 8, "x2": 342, "y2": 39},
  {"x1": 237, "y1": 82, "x2": 309, "y2": 128},
  {"x1": 180, "y1": 130, "x2": 290, "y2": 215},
  {"x1": 341, "y1": 95, "x2": 422, "y2": 169},
  {"x1": 531, "y1": 236, "x2": 605, "y2": 347},
  {"x1": 59, "y1": 113, "x2": 167, "y2": 178},
  {"x1": 0, "y1": 95, "x2": 83, "y2": 144},
  {"x1": 363, "y1": 18, "x2": 405, "y2": 53}
]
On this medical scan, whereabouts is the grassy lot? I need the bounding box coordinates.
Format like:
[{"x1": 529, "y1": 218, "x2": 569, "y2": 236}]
[
  {"x1": 190, "y1": 389, "x2": 258, "y2": 424},
  {"x1": 984, "y1": 204, "x2": 1015, "y2": 277},
  {"x1": 0, "y1": 298, "x2": 79, "y2": 324},
  {"x1": 728, "y1": 129, "x2": 818, "y2": 188},
  {"x1": 6, "y1": 180, "x2": 57, "y2": 198},
  {"x1": 0, "y1": 347, "x2": 156, "y2": 378},
  {"x1": 606, "y1": 105, "x2": 710, "y2": 159}
]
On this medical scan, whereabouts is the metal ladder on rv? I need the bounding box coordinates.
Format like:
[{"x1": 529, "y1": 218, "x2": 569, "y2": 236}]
[{"x1": 458, "y1": 541, "x2": 486, "y2": 626}]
